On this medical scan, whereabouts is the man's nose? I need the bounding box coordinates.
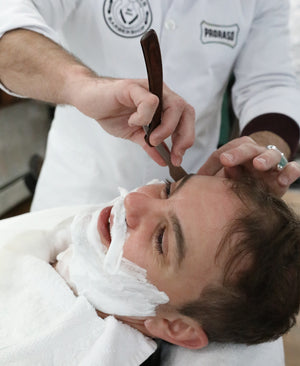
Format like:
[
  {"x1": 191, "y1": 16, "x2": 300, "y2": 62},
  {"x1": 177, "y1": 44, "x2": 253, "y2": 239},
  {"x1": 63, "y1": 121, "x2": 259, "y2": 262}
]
[{"x1": 124, "y1": 191, "x2": 159, "y2": 229}]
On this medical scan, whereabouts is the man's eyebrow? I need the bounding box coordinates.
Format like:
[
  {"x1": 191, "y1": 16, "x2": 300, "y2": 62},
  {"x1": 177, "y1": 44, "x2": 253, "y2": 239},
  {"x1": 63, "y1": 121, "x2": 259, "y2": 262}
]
[
  {"x1": 171, "y1": 214, "x2": 186, "y2": 267},
  {"x1": 170, "y1": 174, "x2": 194, "y2": 266}
]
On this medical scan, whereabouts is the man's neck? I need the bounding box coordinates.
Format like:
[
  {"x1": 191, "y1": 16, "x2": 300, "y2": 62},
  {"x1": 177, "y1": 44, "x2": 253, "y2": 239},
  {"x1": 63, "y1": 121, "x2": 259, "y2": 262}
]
[{"x1": 96, "y1": 309, "x2": 153, "y2": 337}]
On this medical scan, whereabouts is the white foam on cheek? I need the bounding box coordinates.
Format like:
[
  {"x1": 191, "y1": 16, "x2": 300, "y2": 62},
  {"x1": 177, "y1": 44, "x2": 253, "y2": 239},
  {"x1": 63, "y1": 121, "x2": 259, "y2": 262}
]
[
  {"x1": 103, "y1": 187, "x2": 128, "y2": 274},
  {"x1": 56, "y1": 186, "x2": 169, "y2": 317},
  {"x1": 103, "y1": 182, "x2": 163, "y2": 273}
]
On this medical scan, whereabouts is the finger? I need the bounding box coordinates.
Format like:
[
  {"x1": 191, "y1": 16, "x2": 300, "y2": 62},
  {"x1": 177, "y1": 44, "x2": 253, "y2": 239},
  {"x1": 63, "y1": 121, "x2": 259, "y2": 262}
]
[
  {"x1": 125, "y1": 84, "x2": 159, "y2": 126},
  {"x1": 169, "y1": 105, "x2": 195, "y2": 166},
  {"x1": 198, "y1": 136, "x2": 256, "y2": 175},
  {"x1": 220, "y1": 142, "x2": 266, "y2": 168},
  {"x1": 252, "y1": 149, "x2": 285, "y2": 171},
  {"x1": 197, "y1": 149, "x2": 225, "y2": 176},
  {"x1": 148, "y1": 95, "x2": 187, "y2": 146},
  {"x1": 278, "y1": 161, "x2": 300, "y2": 187},
  {"x1": 129, "y1": 129, "x2": 167, "y2": 166},
  {"x1": 143, "y1": 144, "x2": 167, "y2": 166}
]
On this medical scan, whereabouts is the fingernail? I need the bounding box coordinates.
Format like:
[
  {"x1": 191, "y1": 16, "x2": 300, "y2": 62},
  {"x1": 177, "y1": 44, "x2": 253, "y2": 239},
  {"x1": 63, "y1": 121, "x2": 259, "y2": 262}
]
[
  {"x1": 222, "y1": 153, "x2": 234, "y2": 162},
  {"x1": 256, "y1": 157, "x2": 267, "y2": 167},
  {"x1": 279, "y1": 176, "x2": 289, "y2": 186}
]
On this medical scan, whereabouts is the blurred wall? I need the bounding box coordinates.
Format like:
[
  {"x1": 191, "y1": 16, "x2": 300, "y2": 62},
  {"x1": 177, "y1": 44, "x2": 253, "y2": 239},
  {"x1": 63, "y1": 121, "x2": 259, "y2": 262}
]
[
  {"x1": 290, "y1": 0, "x2": 300, "y2": 80},
  {"x1": 0, "y1": 93, "x2": 51, "y2": 215}
]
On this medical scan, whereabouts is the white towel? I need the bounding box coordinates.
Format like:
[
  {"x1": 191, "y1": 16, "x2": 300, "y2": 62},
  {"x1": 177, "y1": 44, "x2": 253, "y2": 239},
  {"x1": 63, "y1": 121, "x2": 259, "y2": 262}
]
[
  {"x1": 161, "y1": 334, "x2": 284, "y2": 366},
  {"x1": 0, "y1": 214, "x2": 156, "y2": 365}
]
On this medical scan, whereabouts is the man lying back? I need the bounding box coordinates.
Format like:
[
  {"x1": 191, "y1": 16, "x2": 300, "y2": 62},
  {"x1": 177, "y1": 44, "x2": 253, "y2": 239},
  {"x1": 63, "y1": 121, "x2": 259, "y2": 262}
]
[{"x1": 0, "y1": 174, "x2": 299, "y2": 365}]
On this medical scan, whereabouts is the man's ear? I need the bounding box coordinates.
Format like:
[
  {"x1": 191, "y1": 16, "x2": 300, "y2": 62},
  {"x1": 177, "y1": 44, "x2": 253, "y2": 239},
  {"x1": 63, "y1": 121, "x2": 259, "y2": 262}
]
[{"x1": 144, "y1": 316, "x2": 208, "y2": 349}]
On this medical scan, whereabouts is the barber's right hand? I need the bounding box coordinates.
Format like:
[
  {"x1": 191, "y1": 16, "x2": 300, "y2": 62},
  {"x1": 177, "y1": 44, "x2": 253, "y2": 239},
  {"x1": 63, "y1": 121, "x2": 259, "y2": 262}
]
[{"x1": 69, "y1": 77, "x2": 195, "y2": 166}]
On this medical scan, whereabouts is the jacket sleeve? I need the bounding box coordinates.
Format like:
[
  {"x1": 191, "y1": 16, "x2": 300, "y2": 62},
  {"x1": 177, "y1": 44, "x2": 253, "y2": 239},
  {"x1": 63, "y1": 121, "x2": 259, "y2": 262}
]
[
  {"x1": 0, "y1": 0, "x2": 81, "y2": 40},
  {"x1": 0, "y1": 0, "x2": 81, "y2": 96},
  {"x1": 232, "y1": 0, "x2": 300, "y2": 151}
]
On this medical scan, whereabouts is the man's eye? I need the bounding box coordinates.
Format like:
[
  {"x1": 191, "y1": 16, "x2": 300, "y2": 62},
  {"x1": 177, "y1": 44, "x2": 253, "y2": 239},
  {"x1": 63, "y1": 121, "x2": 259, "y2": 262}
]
[
  {"x1": 155, "y1": 227, "x2": 165, "y2": 254},
  {"x1": 163, "y1": 179, "x2": 172, "y2": 198}
]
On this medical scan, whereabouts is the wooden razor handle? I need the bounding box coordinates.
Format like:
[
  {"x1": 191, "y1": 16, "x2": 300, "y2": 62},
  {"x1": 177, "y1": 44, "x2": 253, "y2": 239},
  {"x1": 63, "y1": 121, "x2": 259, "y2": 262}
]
[{"x1": 140, "y1": 29, "x2": 163, "y2": 146}]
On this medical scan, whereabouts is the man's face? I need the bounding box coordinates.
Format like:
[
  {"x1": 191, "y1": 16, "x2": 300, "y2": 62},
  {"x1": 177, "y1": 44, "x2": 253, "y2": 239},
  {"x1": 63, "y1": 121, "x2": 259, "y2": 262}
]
[{"x1": 98, "y1": 175, "x2": 242, "y2": 309}]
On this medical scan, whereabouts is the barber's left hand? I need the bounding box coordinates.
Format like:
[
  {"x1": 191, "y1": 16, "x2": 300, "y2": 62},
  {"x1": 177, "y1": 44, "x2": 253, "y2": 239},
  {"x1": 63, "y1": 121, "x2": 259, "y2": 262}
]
[{"x1": 197, "y1": 136, "x2": 300, "y2": 197}]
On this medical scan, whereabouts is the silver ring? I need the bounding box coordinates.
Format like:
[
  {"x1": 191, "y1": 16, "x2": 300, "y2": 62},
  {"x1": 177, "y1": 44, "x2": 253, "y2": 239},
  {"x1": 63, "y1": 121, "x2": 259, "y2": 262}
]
[{"x1": 266, "y1": 145, "x2": 288, "y2": 171}]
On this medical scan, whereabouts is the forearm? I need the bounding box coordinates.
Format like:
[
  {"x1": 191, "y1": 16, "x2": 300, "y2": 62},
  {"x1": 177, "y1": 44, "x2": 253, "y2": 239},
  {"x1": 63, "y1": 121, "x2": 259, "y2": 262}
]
[
  {"x1": 0, "y1": 28, "x2": 194, "y2": 163},
  {"x1": 0, "y1": 29, "x2": 97, "y2": 105},
  {"x1": 241, "y1": 113, "x2": 300, "y2": 159}
]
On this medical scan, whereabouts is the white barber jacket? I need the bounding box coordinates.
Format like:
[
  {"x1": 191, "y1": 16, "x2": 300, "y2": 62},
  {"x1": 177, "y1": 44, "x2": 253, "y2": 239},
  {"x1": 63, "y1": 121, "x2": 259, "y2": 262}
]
[{"x1": 0, "y1": 0, "x2": 300, "y2": 210}]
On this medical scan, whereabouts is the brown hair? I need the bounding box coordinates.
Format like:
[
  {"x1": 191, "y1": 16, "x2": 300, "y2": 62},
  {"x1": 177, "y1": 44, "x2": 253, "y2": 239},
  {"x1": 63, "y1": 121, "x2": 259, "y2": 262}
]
[{"x1": 179, "y1": 177, "x2": 300, "y2": 345}]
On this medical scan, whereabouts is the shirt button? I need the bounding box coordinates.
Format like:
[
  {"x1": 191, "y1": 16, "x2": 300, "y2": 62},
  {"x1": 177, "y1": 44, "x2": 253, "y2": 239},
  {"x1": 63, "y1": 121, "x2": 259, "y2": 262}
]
[{"x1": 165, "y1": 19, "x2": 176, "y2": 31}]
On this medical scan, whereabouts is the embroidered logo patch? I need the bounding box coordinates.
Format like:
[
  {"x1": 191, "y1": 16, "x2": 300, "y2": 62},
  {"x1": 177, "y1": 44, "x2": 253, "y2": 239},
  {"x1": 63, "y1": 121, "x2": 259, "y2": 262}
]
[
  {"x1": 200, "y1": 21, "x2": 239, "y2": 48},
  {"x1": 103, "y1": 0, "x2": 152, "y2": 38}
]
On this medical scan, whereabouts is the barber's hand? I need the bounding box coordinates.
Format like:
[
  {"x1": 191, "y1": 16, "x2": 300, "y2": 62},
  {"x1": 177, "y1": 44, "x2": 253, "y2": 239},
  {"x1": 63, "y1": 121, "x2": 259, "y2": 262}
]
[
  {"x1": 71, "y1": 77, "x2": 195, "y2": 166},
  {"x1": 197, "y1": 136, "x2": 300, "y2": 197}
]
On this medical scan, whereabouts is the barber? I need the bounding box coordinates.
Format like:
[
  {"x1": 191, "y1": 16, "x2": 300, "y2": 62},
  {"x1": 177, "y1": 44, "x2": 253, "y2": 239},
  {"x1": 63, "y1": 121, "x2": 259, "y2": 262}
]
[{"x1": 0, "y1": 0, "x2": 299, "y2": 211}]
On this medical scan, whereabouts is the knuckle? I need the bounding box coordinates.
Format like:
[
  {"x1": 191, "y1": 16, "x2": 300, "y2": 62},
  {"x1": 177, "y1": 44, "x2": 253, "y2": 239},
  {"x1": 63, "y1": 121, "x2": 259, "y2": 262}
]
[
  {"x1": 186, "y1": 104, "x2": 196, "y2": 119},
  {"x1": 122, "y1": 79, "x2": 134, "y2": 88},
  {"x1": 187, "y1": 130, "x2": 195, "y2": 147},
  {"x1": 126, "y1": 81, "x2": 138, "y2": 95},
  {"x1": 185, "y1": 137, "x2": 194, "y2": 149},
  {"x1": 163, "y1": 124, "x2": 175, "y2": 137},
  {"x1": 126, "y1": 80, "x2": 145, "y2": 93},
  {"x1": 240, "y1": 135, "x2": 254, "y2": 144},
  {"x1": 176, "y1": 134, "x2": 194, "y2": 150},
  {"x1": 174, "y1": 97, "x2": 186, "y2": 110}
]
